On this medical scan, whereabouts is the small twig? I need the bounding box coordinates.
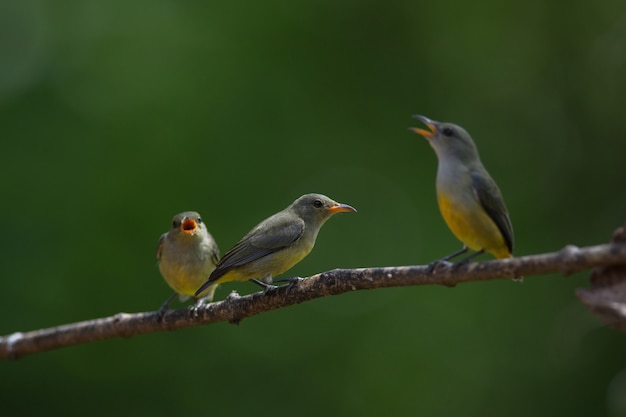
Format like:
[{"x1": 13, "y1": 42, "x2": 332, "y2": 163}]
[{"x1": 1, "y1": 242, "x2": 626, "y2": 360}]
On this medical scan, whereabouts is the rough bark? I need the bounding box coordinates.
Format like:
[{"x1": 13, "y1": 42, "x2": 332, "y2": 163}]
[{"x1": 1, "y1": 226, "x2": 626, "y2": 359}]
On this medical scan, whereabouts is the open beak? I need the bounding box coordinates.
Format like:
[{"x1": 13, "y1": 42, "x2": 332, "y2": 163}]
[
  {"x1": 409, "y1": 114, "x2": 438, "y2": 139},
  {"x1": 328, "y1": 203, "x2": 357, "y2": 213},
  {"x1": 181, "y1": 217, "x2": 198, "y2": 235}
]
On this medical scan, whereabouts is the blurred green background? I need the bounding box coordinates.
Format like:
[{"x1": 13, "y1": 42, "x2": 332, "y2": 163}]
[{"x1": 1, "y1": 0, "x2": 626, "y2": 416}]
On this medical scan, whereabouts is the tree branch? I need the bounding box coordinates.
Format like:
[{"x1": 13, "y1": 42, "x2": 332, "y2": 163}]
[{"x1": 2, "y1": 239, "x2": 626, "y2": 360}]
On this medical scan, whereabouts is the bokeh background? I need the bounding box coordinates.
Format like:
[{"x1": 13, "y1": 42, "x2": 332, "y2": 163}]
[{"x1": 2, "y1": 0, "x2": 626, "y2": 416}]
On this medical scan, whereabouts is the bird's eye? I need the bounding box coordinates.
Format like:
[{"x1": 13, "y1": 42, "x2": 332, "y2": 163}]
[
  {"x1": 313, "y1": 199, "x2": 324, "y2": 208},
  {"x1": 172, "y1": 220, "x2": 180, "y2": 228},
  {"x1": 197, "y1": 217, "x2": 203, "y2": 224},
  {"x1": 442, "y1": 127, "x2": 454, "y2": 137}
]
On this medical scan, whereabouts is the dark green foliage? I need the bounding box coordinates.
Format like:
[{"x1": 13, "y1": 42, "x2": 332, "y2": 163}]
[{"x1": 1, "y1": 1, "x2": 625, "y2": 416}]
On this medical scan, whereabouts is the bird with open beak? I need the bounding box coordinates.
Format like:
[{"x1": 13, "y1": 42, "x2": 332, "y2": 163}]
[
  {"x1": 157, "y1": 211, "x2": 220, "y2": 316},
  {"x1": 410, "y1": 115, "x2": 517, "y2": 276}
]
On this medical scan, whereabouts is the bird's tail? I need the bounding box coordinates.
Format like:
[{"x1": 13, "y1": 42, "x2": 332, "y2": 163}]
[
  {"x1": 194, "y1": 278, "x2": 215, "y2": 297},
  {"x1": 195, "y1": 281, "x2": 218, "y2": 301}
]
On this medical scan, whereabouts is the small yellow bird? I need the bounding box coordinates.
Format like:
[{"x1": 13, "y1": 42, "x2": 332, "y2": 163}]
[
  {"x1": 410, "y1": 115, "x2": 515, "y2": 268},
  {"x1": 157, "y1": 211, "x2": 220, "y2": 315},
  {"x1": 195, "y1": 193, "x2": 356, "y2": 296}
]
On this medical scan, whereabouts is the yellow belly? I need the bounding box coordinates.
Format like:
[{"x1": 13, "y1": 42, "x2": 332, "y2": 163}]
[
  {"x1": 437, "y1": 192, "x2": 511, "y2": 259},
  {"x1": 217, "y1": 241, "x2": 313, "y2": 284},
  {"x1": 159, "y1": 262, "x2": 217, "y2": 299}
]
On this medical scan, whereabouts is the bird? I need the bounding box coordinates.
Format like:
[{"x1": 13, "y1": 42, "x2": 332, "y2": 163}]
[
  {"x1": 157, "y1": 211, "x2": 220, "y2": 316},
  {"x1": 410, "y1": 115, "x2": 517, "y2": 273},
  {"x1": 195, "y1": 193, "x2": 356, "y2": 296}
]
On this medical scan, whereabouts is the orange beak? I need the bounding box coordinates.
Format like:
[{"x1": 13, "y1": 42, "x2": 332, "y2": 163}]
[
  {"x1": 327, "y1": 203, "x2": 357, "y2": 213},
  {"x1": 410, "y1": 114, "x2": 437, "y2": 139},
  {"x1": 181, "y1": 217, "x2": 198, "y2": 235}
]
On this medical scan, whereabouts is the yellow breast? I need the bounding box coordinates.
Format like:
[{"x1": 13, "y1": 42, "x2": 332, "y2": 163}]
[
  {"x1": 437, "y1": 191, "x2": 511, "y2": 259},
  {"x1": 217, "y1": 240, "x2": 314, "y2": 284},
  {"x1": 159, "y1": 262, "x2": 216, "y2": 297}
]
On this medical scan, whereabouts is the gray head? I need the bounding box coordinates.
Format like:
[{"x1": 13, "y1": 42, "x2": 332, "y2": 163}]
[
  {"x1": 168, "y1": 211, "x2": 207, "y2": 240},
  {"x1": 410, "y1": 115, "x2": 481, "y2": 165},
  {"x1": 289, "y1": 193, "x2": 357, "y2": 226}
]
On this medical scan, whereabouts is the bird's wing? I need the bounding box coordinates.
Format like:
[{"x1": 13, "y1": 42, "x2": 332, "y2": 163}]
[
  {"x1": 210, "y1": 246, "x2": 220, "y2": 266},
  {"x1": 207, "y1": 213, "x2": 305, "y2": 283},
  {"x1": 156, "y1": 233, "x2": 166, "y2": 260},
  {"x1": 471, "y1": 171, "x2": 514, "y2": 253}
]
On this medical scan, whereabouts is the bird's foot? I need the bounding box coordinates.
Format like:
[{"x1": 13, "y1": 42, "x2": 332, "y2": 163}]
[
  {"x1": 250, "y1": 278, "x2": 279, "y2": 292},
  {"x1": 156, "y1": 306, "x2": 169, "y2": 323},
  {"x1": 188, "y1": 303, "x2": 202, "y2": 318},
  {"x1": 273, "y1": 276, "x2": 304, "y2": 289},
  {"x1": 439, "y1": 246, "x2": 470, "y2": 263},
  {"x1": 195, "y1": 295, "x2": 213, "y2": 305},
  {"x1": 156, "y1": 293, "x2": 177, "y2": 322},
  {"x1": 262, "y1": 285, "x2": 280, "y2": 295},
  {"x1": 451, "y1": 257, "x2": 471, "y2": 270},
  {"x1": 450, "y1": 249, "x2": 487, "y2": 270},
  {"x1": 426, "y1": 260, "x2": 449, "y2": 274},
  {"x1": 188, "y1": 297, "x2": 210, "y2": 318}
]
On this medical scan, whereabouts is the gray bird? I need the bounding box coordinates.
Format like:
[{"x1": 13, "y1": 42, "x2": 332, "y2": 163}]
[{"x1": 195, "y1": 193, "x2": 356, "y2": 296}]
